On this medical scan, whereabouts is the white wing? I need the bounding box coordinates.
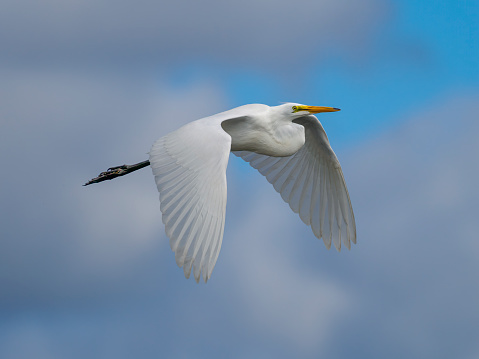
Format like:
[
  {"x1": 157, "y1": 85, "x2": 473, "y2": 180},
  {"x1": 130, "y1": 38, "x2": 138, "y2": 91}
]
[
  {"x1": 149, "y1": 119, "x2": 232, "y2": 283},
  {"x1": 234, "y1": 115, "x2": 356, "y2": 251}
]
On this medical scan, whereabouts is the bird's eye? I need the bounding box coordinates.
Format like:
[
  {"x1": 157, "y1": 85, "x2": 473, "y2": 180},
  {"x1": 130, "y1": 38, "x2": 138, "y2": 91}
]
[{"x1": 292, "y1": 106, "x2": 298, "y2": 112}]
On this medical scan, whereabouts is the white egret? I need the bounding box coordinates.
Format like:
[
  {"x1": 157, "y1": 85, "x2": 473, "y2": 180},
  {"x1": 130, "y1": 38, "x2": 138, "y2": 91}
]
[{"x1": 85, "y1": 103, "x2": 356, "y2": 283}]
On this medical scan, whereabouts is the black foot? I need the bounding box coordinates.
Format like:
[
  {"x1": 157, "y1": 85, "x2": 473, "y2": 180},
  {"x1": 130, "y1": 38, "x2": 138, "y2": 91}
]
[{"x1": 107, "y1": 165, "x2": 128, "y2": 171}]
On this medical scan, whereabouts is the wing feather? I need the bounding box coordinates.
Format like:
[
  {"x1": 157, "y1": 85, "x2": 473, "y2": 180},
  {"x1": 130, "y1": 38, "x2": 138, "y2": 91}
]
[
  {"x1": 234, "y1": 115, "x2": 356, "y2": 251},
  {"x1": 149, "y1": 120, "x2": 231, "y2": 282}
]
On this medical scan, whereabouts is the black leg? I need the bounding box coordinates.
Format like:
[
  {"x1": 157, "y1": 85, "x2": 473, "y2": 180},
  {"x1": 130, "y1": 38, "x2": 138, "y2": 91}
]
[{"x1": 83, "y1": 160, "x2": 150, "y2": 186}]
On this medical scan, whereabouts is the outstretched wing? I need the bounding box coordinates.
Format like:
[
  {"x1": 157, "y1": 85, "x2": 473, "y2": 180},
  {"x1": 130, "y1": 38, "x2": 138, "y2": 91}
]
[
  {"x1": 234, "y1": 115, "x2": 356, "y2": 251},
  {"x1": 149, "y1": 119, "x2": 231, "y2": 283}
]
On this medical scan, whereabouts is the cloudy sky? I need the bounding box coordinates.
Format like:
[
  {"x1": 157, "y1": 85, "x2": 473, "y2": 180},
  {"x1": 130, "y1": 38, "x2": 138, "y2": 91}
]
[{"x1": 1, "y1": 0, "x2": 478, "y2": 358}]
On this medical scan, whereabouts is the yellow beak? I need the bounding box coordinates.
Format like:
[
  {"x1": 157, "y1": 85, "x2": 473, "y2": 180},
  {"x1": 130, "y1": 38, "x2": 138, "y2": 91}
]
[{"x1": 303, "y1": 105, "x2": 340, "y2": 113}]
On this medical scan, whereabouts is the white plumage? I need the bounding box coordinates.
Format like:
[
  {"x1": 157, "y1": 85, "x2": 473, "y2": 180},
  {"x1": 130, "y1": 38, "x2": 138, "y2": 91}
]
[{"x1": 149, "y1": 103, "x2": 356, "y2": 283}]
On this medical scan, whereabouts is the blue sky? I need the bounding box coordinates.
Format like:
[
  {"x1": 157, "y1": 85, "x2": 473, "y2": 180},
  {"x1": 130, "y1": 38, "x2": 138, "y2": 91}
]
[{"x1": 1, "y1": 1, "x2": 478, "y2": 358}]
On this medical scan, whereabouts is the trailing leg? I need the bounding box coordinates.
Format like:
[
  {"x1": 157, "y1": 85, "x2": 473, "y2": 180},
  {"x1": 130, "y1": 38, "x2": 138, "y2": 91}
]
[{"x1": 83, "y1": 160, "x2": 150, "y2": 186}]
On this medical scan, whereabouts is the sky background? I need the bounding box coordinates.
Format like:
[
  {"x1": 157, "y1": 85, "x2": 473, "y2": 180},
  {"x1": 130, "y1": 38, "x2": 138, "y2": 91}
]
[{"x1": 1, "y1": 0, "x2": 478, "y2": 358}]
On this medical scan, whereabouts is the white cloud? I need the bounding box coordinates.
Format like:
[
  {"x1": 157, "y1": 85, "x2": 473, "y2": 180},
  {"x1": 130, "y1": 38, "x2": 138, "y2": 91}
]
[
  {"x1": 336, "y1": 92, "x2": 479, "y2": 358},
  {"x1": 0, "y1": 67, "x2": 228, "y2": 304},
  {"x1": 0, "y1": 0, "x2": 391, "y2": 69}
]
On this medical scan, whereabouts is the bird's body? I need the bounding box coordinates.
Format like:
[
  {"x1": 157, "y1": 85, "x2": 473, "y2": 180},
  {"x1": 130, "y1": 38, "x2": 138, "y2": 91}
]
[
  {"x1": 220, "y1": 104, "x2": 306, "y2": 156},
  {"x1": 146, "y1": 103, "x2": 356, "y2": 283}
]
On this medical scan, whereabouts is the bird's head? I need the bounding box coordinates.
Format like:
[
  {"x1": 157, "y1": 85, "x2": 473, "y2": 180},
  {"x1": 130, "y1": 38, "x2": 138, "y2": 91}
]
[{"x1": 278, "y1": 103, "x2": 341, "y2": 118}]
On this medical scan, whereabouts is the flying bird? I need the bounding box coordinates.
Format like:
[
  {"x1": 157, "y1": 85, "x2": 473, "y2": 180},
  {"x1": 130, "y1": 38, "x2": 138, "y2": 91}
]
[{"x1": 85, "y1": 103, "x2": 356, "y2": 283}]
